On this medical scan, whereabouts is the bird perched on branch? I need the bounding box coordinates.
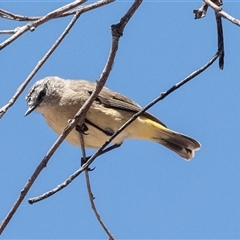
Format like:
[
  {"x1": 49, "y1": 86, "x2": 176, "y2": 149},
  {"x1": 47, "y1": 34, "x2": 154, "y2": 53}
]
[{"x1": 25, "y1": 76, "x2": 201, "y2": 160}]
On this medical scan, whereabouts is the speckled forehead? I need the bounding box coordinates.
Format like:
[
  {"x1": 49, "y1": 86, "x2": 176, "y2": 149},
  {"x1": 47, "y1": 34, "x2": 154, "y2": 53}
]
[
  {"x1": 26, "y1": 81, "x2": 43, "y2": 101},
  {"x1": 26, "y1": 85, "x2": 36, "y2": 102}
]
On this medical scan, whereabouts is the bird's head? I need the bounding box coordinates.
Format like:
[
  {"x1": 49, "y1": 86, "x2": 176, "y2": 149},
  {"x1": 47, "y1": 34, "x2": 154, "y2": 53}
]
[{"x1": 25, "y1": 76, "x2": 63, "y2": 116}]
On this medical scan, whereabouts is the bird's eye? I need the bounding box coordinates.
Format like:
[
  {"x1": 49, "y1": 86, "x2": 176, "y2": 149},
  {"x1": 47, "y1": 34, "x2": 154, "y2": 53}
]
[{"x1": 37, "y1": 89, "x2": 46, "y2": 103}]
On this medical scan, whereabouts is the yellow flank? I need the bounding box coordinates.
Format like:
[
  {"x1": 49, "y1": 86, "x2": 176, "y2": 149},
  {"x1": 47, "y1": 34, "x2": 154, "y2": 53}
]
[
  {"x1": 140, "y1": 116, "x2": 167, "y2": 131},
  {"x1": 126, "y1": 115, "x2": 167, "y2": 141}
]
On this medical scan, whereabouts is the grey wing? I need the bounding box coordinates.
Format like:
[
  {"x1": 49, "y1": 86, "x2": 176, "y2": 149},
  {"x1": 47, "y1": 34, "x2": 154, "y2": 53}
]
[
  {"x1": 97, "y1": 85, "x2": 167, "y2": 128},
  {"x1": 69, "y1": 79, "x2": 167, "y2": 128},
  {"x1": 69, "y1": 79, "x2": 141, "y2": 111},
  {"x1": 98, "y1": 89, "x2": 142, "y2": 112}
]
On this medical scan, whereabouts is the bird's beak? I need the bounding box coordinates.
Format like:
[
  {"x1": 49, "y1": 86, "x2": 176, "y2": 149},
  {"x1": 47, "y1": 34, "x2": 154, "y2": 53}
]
[{"x1": 25, "y1": 105, "x2": 36, "y2": 116}]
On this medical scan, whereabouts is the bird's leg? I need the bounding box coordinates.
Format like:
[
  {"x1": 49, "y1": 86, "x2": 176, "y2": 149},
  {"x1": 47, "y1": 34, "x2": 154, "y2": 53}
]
[
  {"x1": 97, "y1": 143, "x2": 122, "y2": 156},
  {"x1": 75, "y1": 122, "x2": 94, "y2": 171},
  {"x1": 76, "y1": 118, "x2": 114, "y2": 136},
  {"x1": 81, "y1": 143, "x2": 122, "y2": 170},
  {"x1": 76, "y1": 118, "x2": 121, "y2": 171},
  {"x1": 75, "y1": 123, "x2": 89, "y2": 135},
  {"x1": 81, "y1": 156, "x2": 95, "y2": 171},
  {"x1": 85, "y1": 118, "x2": 114, "y2": 136}
]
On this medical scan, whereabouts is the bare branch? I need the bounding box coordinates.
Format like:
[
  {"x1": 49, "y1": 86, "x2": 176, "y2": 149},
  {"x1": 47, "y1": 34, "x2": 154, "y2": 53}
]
[
  {"x1": 84, "y1": 170, "x2": 114, "y2": 240},
  {"x1": 0, "y1": 0, "x2": 115, "y2": 235},
  {"x1": 193, "y1": 2, "x2": 209, "y2": 19},
  {"x1": 0, "y1": 29, "x2": 18, "y2": 34},
  {"x1": 79, "y1": 132, "x2": 114, "y2": 239},
  {"x1": 194, "y1": 0, "x2": 222, "y2": 19},
  {"x1": 0, "y1": 0, "x2": 86, "y2": 50},
  {"x1": 0, "y1": 8, "x2": 40, "y2": 21},
  {"x1": 78, "y1": 51, "x2": 220, "y2": 176},
  {"x1": 0, "y1": 11, "x2": 83, "y2": 236},
  {"x1": 194, "y1": 1, "x2": 224, "y2": 69},
  {"x1": 206, "y1": 0, "x2": 240, "y2": 27},
  {"x1": 27, "y1": 50, "x2": 220, "y2": 203},
  {"x1": 215, "y1": 13, "x2": 224, "y2": 69},
  {"x1": 0, "y1": 0, "x2": 230, "y2": 237},
  {"x1": 0, "y1": 6, "x2": 96, "y2": 23},
  {"x1": 0, "y1": 1, "x2": 111, "y2": 22},
  {"x1": 194, "y1": 0, "x2": 240, "y2": 27},
  {"x1": 27, "y1": 0, "x2": 143, "y2": 204}
]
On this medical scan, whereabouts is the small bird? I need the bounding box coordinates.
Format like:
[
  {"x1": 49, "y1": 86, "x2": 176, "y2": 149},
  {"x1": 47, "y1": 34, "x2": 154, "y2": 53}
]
[{"x1": 25, "y1": 76, "x2": 201, "y2": 160}]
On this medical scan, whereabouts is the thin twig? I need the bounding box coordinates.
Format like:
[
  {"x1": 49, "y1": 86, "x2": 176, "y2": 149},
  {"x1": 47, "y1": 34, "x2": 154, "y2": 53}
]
[
  {"x1": 0, "y1": 0, "x2": 86, "y2": 50},
  {"x1": 84, "y1": 171, "x2": 114, "y2": 240},
  {"x1": 215, "y1": 13, "x2": 224, "y2": 69},
  {"x1": 0, "y1": 1, "x2": 114, "y2": 235},
  {"x1": 194, "y1": 0, "x2": 224, "y2": 69},
  {"x1": 194, "y1": 0, "x2": 222, "y2": 19},
  {"x1": 79, "y1": 132, "x2": 114, "y2": 239},
  {"x1": 194, "y1": 0, "x2": 240, "y2": 27},
  {"x1": 0, "y1": 3, "x2": 103, "y2": 22},
  {"x1": 28, "y1": 51, "x2": 220, "y2": 202},
  {"x1": 0, "y1": 8, "x2": 41, "y2": 21},
  {"x1": 76, "y1": 51, "x2": 221, "y2": 178},
  {"x1": 0, "y1": 29, "x2": 18, "y2": 34},
  {"x1": 0, "y1": 10, "x2": 83, "y2": 236},
  {"x1": 79, "y1": 133, "x2": 87, "y2": 163},
  {"x1": 193, "y1": 2, "x2": 209, "y2": 19},
  {"x1": 27, "y1": 0, "x2": 143, "y2": 205}
]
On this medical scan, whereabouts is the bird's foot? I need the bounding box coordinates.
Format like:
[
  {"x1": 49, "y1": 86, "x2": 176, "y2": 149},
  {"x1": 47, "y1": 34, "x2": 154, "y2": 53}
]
[{"x1": 81, "y1": 156, "x2": 95, "y2": 171}]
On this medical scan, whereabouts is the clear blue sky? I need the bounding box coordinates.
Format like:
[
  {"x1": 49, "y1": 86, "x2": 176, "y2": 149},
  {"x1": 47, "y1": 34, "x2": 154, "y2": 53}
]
[{"x1": 1, "y1": 1, "x2": 240, "y2": 239}]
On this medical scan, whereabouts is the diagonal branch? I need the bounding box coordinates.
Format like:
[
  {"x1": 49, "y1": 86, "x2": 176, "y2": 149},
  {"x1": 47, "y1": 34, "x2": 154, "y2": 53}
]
[
  {"x1": 0, "y1": 29, "x2": 18, "y2": 34},
  {"x1": 0, "y1": 10, "x2": 83, "y2": 236},
  {"x1": 0, "y1": 8, "x2": 41, "y2": 21},
  {"x1": 0, "y1": 0, "x2": 86, "y2": 50},
  {"x1": 79, "y1": 132, "x2": 114, "y2": 240},
  {"x1": 27, "y1": 51, "x2": 220, "y2": 203},
  {"x1": 0, "y1": 1, "x2": 111, "y2": 22},
  {"x1": 0, "y1": 0, "x2": 115, "y2": 235},
  {"x1": 74, "y1": 51, "x2": 221, "y2": 179},
  {"x1": 27, "y1": 0, "x2": 143, "y2": 205}
]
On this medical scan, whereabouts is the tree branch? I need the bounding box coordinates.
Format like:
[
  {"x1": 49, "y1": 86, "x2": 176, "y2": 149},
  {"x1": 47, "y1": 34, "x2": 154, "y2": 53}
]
[
  {"x1": 0, "y1": 8, "x2": 41, "y2": 21},
  {"x1": 194, "y1": 1, "x2": 224, "y2": 69},
  {"x1": 0, "y1": 0, "x2": 115, "y2": 235},
  {"x1": 27, "y1": 50, "x2": 220, "y2": 203},
  {"x1": 0, "y1": 29, "x2": 18, "y2": 34},
  {"x1": 0, "y1": 0, "x2": 86, "y2": 50},
  {"x1": 84, "y1": 171, "x2": 114, "y2": 240},
  {"x1": 194, "y1": 0, "x2": 240, "y2": 27},
  {"x1": 215, "y1": 13, "x2": 224, "y2": 69},
  {"x1": 27, "y1": 0, "x2": 143, "y2": 204},
  {"x1": 79, "y1": 132, "x2": 114, "y2": 239}
]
